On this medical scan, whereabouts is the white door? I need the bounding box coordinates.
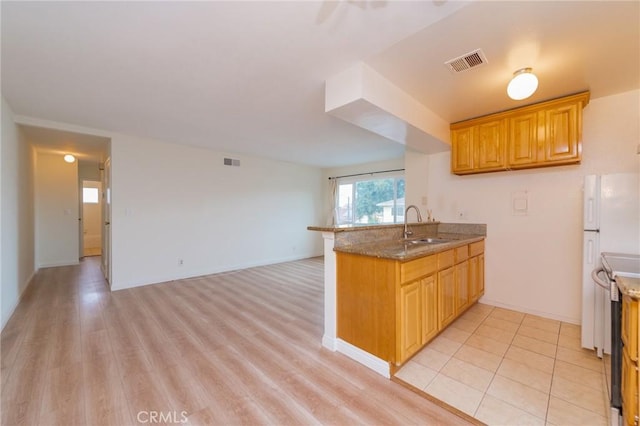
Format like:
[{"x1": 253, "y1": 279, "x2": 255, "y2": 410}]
[
  {"x1": 78, "y1": 179, "x2": 84, "y2": 259},
  {"x1": 102, "y1": 158, "x2": 112, "y2": 284}
]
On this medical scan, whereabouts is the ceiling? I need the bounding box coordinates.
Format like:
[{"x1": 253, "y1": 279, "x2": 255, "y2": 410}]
[
  {"x1": 20, "y1": 125, "x2": 110, "y2": 164},
  {"x1": 2, "y1": 1, "x2": 638, "y2": 168}
]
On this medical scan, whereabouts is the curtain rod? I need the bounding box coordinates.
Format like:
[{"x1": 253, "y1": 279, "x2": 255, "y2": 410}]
[{"x1": 328, "y1": 168, "x2": 405, "y2": 180}]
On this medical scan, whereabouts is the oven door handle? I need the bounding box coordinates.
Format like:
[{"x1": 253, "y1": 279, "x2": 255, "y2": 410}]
[{"x1": 591, "y1": 266, "x2": 610, "y2": 289}]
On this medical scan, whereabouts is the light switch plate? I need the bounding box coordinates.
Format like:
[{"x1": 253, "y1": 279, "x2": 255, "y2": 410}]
[{"x1": 512, "y1": 190, "x2": 529, "y2": 216}]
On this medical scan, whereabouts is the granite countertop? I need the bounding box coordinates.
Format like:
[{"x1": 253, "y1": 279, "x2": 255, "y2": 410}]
[
  {"x1": 307, "y1": 222, "x2": 439, "y2": 233},
  {"x1": 333, "y1": 233, "x2": 485, "y2": 261},
  {"x1": 617, "y1": 276, "x2": 640, "y2": 299}
]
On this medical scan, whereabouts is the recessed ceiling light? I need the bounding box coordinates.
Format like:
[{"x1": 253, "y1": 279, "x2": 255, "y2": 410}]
[{"x1": 63, "y1": 154, "x2": 76, "y2": 163}]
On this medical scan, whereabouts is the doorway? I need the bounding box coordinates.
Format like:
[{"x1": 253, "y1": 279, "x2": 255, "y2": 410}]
[{"x1": 81, "y1": 180, "x2": 102, "y2": 257}]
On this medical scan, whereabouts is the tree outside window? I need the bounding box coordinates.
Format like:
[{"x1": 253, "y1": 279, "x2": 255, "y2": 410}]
[{"x1": 336, "y1": 176, "x2": 405, "y2": 225}]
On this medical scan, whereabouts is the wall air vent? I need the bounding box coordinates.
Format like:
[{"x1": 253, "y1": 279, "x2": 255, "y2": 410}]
[{"x1": 445, "y1": 49, "x2": 488, "y2": 73}]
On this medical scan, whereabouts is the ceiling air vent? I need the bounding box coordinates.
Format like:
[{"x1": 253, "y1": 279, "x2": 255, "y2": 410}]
[
  {"x1": 223, "y1": 158, "x2": 240, "y2": 166},
  {"x1": 445, "y1": 49, "x2": 488, "y2": 73}
]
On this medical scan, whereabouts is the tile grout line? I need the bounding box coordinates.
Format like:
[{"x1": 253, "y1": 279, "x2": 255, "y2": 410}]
[
  {"x1": 469, "y1": 306, "x2": 499, "y2": 419},
  {"x1": 543, "y1": 320, "x2": 561, "y2": 424}
]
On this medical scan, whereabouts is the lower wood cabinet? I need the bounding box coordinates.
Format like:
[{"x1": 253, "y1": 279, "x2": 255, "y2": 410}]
[
  {"x1": 399, "y1": 280, "x2": 421, "y2": 361},
  {"x1": 622, "y1": 346, "x2": 638, "y2": 426},
  {"x1": 421, "y1": 275, "x2": 438, "y2": 344},
  {"x1": 455, "y1": 260, "x2": 470, "y2": 313},
  {"x1": 621, "y1": 294, "x2": 640, "y2": 426},
  {"x1": 337, "y1": 239, "x2": 485, "y2": 367},
  {"x1": 623, "y1": 294, "x2": 639, "y2": 362},
  {"x1": 437, "y1": 266, "x2": 456, "y2": 330},
  {"x1": 469, "y1": 253, "x2": 485, "y2": 302},
  {"x1": 399, "y1": 274, "x2": 439, "y2": 362}
]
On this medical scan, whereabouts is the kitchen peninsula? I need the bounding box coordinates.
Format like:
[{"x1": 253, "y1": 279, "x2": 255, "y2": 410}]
[{"x1": 308, "y1": 222, "x2": 486, "y2": 377}]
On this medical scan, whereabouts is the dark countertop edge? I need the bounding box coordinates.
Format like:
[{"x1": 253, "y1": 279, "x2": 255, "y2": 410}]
[
  {"x1": 617, "y1": 276, "x2": 640, "y2": 299},
  {"x1": 307, "y1": 222, "x2": 439, "y2": 233},
  {"x1": 333, "y1": 235, "x2": 485, "y2": 261}
]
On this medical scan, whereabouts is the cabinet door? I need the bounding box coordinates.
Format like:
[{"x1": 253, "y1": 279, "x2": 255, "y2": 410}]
[
  {"x1": 455, "y1": 260, "x2": 470, "y2": 313},
  {"x1": 508, "y1": 111, "x2": 538, "y2": 167},
  {"x1": 399, "y1": 281, "x2": 422, "y2": 363},
  {"x1": 469, "y1": 256, "x2": 479, "y2": 302},
  {"x1": 477, "y1": 119, "x2": 507, "y2": 171},
  {"x1": 451, "y1": 127, "x2": 474, "y2": 174},
  {"x1": 469, "y1": 254, "x2": 485, "y2": 302},
  {"x1": 421, "y1": 274, "x2": 438, "y2": 344},
  {"x1": 478, "y1": 254, "x2": 485, "y2": 298},
  {"x1": 542, "y1": 102, "x2": 581, "y2": 164},
  {"x1": 622, "y1": 295, "x2": 639, "y2": 362},
  {"x1": 438, "y1": 267, "x2": 456, "y2": 329},
  {"x1": 622, "y1": 348, "x2": 638, "y2": 426}
]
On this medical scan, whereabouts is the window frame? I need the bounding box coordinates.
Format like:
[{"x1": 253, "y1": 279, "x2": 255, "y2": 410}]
[
  {"x1": 82, "y1": 187, "x2": 99, "y2": 204},
  {"x1": 335, "y1": 172, "x2": 405, "y2": 226}
]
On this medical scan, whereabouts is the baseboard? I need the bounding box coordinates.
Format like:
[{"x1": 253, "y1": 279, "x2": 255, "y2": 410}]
[
  {"x1": 479, "y1": 296, "x2": 580, "y2": 325},
  {"x1": 1, "y1": 269, "x2": 37, "y2": 331},
  {"x1": 38, "y1": 260, "x2": 80, "y2": 268},
  {"x1": 110, "y1": 253, "x2": 322, "y2": 291},
  {"x1": 336, "y1": 339, "x2": 390, "y2": 378},
  {"x1": 322, "y1": 334, "x2": 337, "y2": 351}
]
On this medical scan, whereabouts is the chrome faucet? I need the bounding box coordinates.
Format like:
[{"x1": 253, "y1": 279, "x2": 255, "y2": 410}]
[{"x1": 404, "y1": 205, "x2": 423, "y2": 239}]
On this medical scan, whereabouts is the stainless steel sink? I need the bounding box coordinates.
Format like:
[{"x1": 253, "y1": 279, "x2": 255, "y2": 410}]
[{"x1": 406, "y1": 237, "x2": 451, "y2": 245}]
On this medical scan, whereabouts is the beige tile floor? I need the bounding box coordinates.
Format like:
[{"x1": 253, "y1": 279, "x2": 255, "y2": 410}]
[{"x1": 395, "y1": 303, "x2": 611, "y2": 426}]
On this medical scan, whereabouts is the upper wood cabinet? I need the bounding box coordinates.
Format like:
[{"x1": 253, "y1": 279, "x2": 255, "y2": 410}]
[
  {"x1": 541, "y1": 100, "x2": 582, "y2": 163},
  {"x1": 451, "y1": 91, "x2": 590, "y2": 175},
  {"x1": 508, "y1": 111, "x2": 538, "y2": 167},
  {"x1": 451, "y1": 127, "x2": 474, "y2": 173},
  {"x1": 477, "y1": 119, "x2": 507, "y2": 171}
]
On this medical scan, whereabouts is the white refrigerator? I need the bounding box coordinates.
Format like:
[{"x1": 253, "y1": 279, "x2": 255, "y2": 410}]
[{"x1": 581, "y1": 173, "x2": 640, "y2": 356}]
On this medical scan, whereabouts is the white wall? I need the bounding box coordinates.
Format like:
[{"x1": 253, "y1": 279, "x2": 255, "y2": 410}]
[
  {"x1": 1, "y1": 97, "x2": 36, "y2": 329},
  {"x1": 109, "y1": 135, "x2": 324, "y2": 290},
  {"x1": 413, "y1": 90, "x2": 640, "y2": 323},
  {"x1": 78, "y1": 160, "x2": 101, "y2": 181},
  {"x1": 405, "y1": 150, "x2": 430, "y2": 215},
  {"x1": 323, "y1": 157, "x2": 405, "y2": 181},
  {"x1": 35, "y1": 152, "x2": 79, "y2": 267}
]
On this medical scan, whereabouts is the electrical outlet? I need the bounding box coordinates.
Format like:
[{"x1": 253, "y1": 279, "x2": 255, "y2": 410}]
[{"x1": 178, "y1": 258, "x2": 184, "y2": 266}]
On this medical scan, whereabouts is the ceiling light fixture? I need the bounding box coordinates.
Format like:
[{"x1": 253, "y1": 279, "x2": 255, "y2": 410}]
[
  {"x1": 507, "y1": 67, "x2": 538, "y2": 100},
  {"x1": 63, "y1": 154, "x2": 76, "y2": 163}
]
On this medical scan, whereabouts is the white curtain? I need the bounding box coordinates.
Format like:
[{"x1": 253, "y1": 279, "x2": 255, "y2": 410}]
[{"x1": 326, "y1": 178, "x2": 338, "y2": 226}]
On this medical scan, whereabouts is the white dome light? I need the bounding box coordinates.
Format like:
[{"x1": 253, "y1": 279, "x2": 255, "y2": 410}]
[
  {"x1": 63, "y1": 154, "x2": 76, "y2": 163},
  {"x1": 507, "y1": 68, "x2": 538, "y2": 100}
]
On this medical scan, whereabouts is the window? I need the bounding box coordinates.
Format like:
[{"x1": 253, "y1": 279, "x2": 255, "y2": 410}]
[
  {"x1": 83, "y1": 187, "x2": 99, "y2": 204},
  {"x1": 336, "y1": 175, "x2": 405, "y2": 225}
]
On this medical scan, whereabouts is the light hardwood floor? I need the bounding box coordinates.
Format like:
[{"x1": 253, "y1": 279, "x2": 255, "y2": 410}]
[{"x1": 1, "y1": 256, "x2": 471, "y2": 425}]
